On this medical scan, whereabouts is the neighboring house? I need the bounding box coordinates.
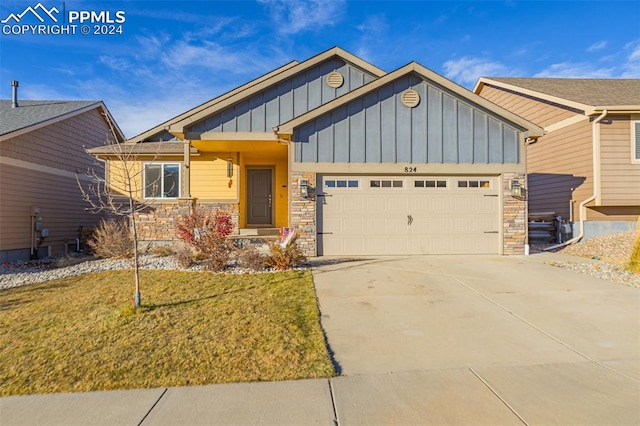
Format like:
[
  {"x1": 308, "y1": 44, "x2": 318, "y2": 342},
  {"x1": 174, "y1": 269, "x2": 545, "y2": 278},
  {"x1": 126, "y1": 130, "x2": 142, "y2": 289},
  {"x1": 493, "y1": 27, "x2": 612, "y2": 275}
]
[
  {"x1": 474, "y1": 78, "x2": 640, "y2": 240},
  {"x1": 0, "y1": 86, "x2": 124, "y2": 261},
  {"x1": 88, "y1": 47, "x2": 542, "y2": 256}
]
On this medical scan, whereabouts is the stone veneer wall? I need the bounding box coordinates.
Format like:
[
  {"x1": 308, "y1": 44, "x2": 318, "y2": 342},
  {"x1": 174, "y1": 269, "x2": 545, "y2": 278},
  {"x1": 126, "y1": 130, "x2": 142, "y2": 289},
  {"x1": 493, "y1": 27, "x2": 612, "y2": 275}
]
[
  {"x1": 290, "y1": 171, "x2": 317, "y2": 257},
  {"x1": 135, "y1": 199, "x2": 240, "y2": 243},
  {"x1": 502, "y1": 173, "x2": 527, "y2": 255}
]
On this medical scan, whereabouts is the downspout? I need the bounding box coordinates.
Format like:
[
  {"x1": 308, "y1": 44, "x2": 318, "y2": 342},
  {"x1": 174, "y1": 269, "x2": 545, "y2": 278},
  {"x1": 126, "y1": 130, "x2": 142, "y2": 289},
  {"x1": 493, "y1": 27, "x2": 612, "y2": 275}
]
[{"x1": 544, "y1": 109, "x2": 608, "y2": 251}]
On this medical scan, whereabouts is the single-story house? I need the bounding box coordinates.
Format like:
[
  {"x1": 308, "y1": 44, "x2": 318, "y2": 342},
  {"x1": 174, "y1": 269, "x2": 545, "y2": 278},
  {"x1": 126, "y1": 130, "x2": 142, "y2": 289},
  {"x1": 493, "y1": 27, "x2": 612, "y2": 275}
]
[
  {"x1": 474, "y1": 78, "x2": 640, "y2": 240},
  {"x1": 0, "y1": 82, "x2": 124, "y2": 261},
  {"x1": 88, "y1": 47, "x2": 543, "y2": 256}
]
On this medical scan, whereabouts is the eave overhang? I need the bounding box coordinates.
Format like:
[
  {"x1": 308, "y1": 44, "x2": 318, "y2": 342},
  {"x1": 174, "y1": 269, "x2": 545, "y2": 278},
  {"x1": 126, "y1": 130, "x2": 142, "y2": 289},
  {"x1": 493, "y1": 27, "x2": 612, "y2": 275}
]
[{"x1": 87, "y1": 142, "x2": 199, "y2": 159}]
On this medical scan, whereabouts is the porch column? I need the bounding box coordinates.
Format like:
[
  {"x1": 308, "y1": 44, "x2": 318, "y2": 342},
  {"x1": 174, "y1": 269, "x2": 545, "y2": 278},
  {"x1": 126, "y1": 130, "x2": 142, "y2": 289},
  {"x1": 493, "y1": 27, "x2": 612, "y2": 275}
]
[{"x1": 183, "y1": 140, "x2": 191, "y2": 198}]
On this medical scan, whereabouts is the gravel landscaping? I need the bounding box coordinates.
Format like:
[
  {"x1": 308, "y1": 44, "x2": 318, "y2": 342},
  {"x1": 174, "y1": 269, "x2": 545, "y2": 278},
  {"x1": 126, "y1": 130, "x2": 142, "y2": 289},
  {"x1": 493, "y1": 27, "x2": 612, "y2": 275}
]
[
  {"x1": 0, "y1": 254, "x2": 298, "y2": 290},
  {"x1": 2, "y1": 231, "x2": 638, "y2": 290},
  {"x1": 540, "y1": 231, "x2": 639, "y2": 288}
]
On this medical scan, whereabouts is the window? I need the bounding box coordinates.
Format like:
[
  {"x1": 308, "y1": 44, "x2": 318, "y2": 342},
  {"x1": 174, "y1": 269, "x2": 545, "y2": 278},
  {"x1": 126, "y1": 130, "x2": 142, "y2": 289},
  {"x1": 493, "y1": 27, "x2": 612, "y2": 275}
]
[
  {"x1": 457, "y1": 179, "x2": 490, "y2": 189},
  {"x1": 324, "y1": 179, "x2": 359, "y2": 189},
  {"x1": 144, "y1": 163, "x2": 180, "y2": 198},
  {"x1": 634, "y1": 121, "x2": 640, "y2": 162},
  {"x1": 370, "y1": 179, "x2": 404, "y2": 188},
  {"x1": 414, "y1": 180, "x2": 447, "y2": 188}
]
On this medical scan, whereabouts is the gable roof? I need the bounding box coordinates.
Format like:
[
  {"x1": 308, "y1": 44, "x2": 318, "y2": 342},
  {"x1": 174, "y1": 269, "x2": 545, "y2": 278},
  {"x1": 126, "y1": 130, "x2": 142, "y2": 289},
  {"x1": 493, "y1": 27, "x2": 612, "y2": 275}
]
[
  {"x1": 0, "y1": 100, "x2": 124, "y2": 142},
  {"x1": 474, "y1": 78, "x2": 640, "y2": 112},
  {"x1": 277, "y1": 62, "x2": 544, "y2": 138},
  {"x1": 130, "y1": 47, "x2": 386, "y2": 143},
  {"x1": 127, "y1": 60, "x2": 300, "y2": 143}
]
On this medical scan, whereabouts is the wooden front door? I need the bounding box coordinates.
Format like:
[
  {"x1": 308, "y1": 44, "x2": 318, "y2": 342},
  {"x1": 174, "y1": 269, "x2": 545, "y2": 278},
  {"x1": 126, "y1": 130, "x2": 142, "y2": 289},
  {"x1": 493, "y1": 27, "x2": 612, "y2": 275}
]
[{"x1": 247, "y1": 168, "x2": 273, "y2": 226}]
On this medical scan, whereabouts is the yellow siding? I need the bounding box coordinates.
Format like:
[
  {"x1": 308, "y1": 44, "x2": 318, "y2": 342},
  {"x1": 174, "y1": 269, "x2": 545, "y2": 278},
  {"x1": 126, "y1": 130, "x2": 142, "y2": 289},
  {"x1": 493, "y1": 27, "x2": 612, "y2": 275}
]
[
  {"x1": 479, "y1": 85, "x2": 577, "y2": 127},
  {"x1": 599, "y1": 115, "x2": 640, "y2": 206},
  {"x1": 239, "y1": 149, "x2": 289, "y2": 228},
  {"x1": 190, "y1": 152, "x2": 238, "y2": 200},
  {"x1": 107, "y1": 160, "x2": 143, "y2": 199}
]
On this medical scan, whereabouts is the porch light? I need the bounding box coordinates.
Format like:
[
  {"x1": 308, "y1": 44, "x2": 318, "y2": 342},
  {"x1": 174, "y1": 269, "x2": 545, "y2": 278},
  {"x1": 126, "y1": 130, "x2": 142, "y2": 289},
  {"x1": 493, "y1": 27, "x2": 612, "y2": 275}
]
[
  {"x1": 226, "y1": 158, "x2": 233, "y2": 178},
  {"x1": 300, "y1": 179, "x2": 309, "y2": 198},
  {"x1": 511, "y1": 180, "x2": 524, "y2": 198}
]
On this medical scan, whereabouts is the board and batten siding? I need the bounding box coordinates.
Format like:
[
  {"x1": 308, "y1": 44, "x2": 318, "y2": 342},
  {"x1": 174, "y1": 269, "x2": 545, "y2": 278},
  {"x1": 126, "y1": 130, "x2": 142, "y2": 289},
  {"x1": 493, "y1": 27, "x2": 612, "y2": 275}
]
[
  {"x1": 294, "y1": 74, "x2": 521, "y2": 164},
  {"x1": 599, "y1": 116, "x2": 640, "y2": 206},
  {"x1": 527, "y1": 119, "x2": 593, "y2": 219},
  {"x1": 188, "y1": 58, "x2": 377, "y2": 134},
  {"x1": 478, "y1": 84, "x2": 580, "y2": 128}
]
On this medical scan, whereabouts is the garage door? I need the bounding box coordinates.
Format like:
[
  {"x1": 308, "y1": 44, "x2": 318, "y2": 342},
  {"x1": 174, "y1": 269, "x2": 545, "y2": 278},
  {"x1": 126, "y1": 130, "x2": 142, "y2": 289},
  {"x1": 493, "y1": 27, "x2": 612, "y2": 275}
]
[{"x1": 317, "y1": 175, "x2": 500, "y2": 255}]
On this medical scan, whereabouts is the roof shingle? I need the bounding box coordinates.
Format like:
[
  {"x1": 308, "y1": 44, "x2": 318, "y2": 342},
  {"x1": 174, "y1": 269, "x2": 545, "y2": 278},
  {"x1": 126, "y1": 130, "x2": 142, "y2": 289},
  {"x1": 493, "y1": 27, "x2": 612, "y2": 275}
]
[
  {"x1": 484, "y1": 78, "x2": 640, "y2": 107},
  {"x1": 0, "y1": 100, "x2": 99, "y2": 136}
]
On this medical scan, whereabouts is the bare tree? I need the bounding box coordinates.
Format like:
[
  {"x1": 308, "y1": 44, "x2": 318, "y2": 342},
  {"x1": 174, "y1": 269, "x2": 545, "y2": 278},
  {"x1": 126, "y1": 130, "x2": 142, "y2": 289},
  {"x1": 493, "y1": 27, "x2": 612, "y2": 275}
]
[{"x1": 77, "y1": 115, "x2": 164, "y2": 309}]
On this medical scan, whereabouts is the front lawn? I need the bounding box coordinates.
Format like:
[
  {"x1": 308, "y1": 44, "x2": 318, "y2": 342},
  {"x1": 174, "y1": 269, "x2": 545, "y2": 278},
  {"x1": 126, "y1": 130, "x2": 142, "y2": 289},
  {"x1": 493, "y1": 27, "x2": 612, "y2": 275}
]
[{"x1": 0, "y1": 270, "x2": 335, "y2": 396}]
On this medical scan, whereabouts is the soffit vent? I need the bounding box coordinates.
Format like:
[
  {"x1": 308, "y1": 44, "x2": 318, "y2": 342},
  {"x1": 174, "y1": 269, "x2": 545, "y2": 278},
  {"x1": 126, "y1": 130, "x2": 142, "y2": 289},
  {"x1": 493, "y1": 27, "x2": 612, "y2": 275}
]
[
  {"x1": 401, "y1": 89, "x2": 420, "y2": 108},
  {"x1": 326, "y1": 72, "x2": 344, "y2": 89}
]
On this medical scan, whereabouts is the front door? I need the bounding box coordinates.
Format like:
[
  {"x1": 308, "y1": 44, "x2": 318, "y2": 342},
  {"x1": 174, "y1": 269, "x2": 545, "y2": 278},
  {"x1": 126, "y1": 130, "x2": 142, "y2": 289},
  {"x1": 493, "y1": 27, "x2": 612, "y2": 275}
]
[{"x1": 247, "y1": 168, "x2": 273, "y2": 226}]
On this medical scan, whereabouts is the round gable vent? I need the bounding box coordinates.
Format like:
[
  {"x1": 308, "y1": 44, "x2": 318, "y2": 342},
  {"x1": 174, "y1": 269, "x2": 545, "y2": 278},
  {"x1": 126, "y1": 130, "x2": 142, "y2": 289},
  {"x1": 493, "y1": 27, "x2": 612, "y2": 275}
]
[
  {"x1": 326, "y1": 72, "x2": 344, "y2": 89},
  {"x1": 401, "y1": 89, "x2": 420, "y2": 108}
]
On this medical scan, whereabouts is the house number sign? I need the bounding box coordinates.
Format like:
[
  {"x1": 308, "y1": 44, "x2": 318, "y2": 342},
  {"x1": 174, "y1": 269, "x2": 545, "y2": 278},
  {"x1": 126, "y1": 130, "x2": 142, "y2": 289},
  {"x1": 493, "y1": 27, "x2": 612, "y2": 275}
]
[{"x1": 404, "y1": 167, "x2": 418, "y2": 173}]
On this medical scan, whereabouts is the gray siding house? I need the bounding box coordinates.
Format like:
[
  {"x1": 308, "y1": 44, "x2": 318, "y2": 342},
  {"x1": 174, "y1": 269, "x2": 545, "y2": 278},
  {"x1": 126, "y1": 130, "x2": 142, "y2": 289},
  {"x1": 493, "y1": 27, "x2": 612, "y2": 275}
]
[
  {"x1": 0, "y1": 90, "x2": 124, "y2": 261},
  {"x1": 89, "y1": 48, "x2": 543, "y2": 256}
]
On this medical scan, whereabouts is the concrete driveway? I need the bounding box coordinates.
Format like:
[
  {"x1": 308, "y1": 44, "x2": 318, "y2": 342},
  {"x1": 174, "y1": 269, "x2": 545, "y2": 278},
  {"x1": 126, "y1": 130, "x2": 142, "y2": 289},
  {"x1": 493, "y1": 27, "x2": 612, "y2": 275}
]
[{"x1": 313, "y1": 254, "x2": 640, "y2": 425}]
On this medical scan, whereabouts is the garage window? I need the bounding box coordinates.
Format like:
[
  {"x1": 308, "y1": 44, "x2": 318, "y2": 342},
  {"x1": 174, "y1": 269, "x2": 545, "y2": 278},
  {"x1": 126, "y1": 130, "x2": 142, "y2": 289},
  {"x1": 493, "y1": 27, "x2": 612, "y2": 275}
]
[
  {"x1": 415, "y1": 180, "x2": 447, "y2": 188},
  {"x1": 458, "y1": 179, "x2": 490, "y2": 188},
  {"x1": 370, "y1": 179, "x2": 403, "y2": 188},
  {"x1": 325, "y1": 179, "x2": 359, "y2": 189}
]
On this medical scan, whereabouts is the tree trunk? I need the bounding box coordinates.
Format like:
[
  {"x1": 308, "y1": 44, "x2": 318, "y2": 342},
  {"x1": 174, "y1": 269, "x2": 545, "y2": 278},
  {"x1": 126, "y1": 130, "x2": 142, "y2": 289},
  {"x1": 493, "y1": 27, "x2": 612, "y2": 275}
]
[{"x1": 129, "y1": 197, "x2": 141, "y2": 309}]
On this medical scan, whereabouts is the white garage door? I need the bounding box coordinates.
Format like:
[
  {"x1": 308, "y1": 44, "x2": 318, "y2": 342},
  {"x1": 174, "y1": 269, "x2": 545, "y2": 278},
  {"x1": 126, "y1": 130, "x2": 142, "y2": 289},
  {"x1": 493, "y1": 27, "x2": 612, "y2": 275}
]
[{"x1": 317, "y1": 175, "x2": 500, "y2": 255}]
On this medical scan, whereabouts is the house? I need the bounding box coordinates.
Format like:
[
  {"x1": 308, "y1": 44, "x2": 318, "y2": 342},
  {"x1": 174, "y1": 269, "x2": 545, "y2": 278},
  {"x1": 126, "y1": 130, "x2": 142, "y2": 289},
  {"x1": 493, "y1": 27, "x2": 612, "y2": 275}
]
[
  {"x1": 88, "y1": 47, "x2": 543, "y2": 256},
  {"x1": 474, "y1": 78, "x2": 640, "y2": 240},
  {"x1": 0, "y1": 82, "x2": 124, "y2": 261}
]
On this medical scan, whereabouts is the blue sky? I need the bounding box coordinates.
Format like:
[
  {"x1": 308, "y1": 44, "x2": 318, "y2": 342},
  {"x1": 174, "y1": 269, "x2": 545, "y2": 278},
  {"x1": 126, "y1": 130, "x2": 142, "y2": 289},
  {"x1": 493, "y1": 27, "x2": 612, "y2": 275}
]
[{"x1": 1, "y1": 0, "x2": 639, "y2": 138}]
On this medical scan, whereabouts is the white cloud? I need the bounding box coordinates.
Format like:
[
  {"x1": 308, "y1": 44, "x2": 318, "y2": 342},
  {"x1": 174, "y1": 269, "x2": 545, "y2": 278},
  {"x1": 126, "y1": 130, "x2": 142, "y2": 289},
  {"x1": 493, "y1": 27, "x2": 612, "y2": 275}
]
[
  {"x1": 257, "y1": 0, "x2": 346, "y2": 34},
  {"x1": 534, "y1": 62, "x2": 616, "y2": 78},
  {"x1": 587, "y1": 40, "x2": 607, "y2": 52},
  {"x1": 356, "y1": 14, "x2": 387, "y2": 34},
  {"x1": 622, "y1": 39, "x2": 640, "y2": 77},
  {"x1": 442, "y1": 57, "x2": 514, "y2": 86}
]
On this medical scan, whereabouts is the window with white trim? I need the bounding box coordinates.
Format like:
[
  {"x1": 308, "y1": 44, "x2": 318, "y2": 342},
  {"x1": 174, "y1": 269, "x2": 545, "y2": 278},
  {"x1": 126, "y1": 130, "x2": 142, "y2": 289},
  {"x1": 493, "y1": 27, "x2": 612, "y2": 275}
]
[
  {"x1": 144, "y1": 163, "x2": 180, "y2": 198},
  {"x1": 634, "y1": 121, "x2": 640, "y2": 162}
]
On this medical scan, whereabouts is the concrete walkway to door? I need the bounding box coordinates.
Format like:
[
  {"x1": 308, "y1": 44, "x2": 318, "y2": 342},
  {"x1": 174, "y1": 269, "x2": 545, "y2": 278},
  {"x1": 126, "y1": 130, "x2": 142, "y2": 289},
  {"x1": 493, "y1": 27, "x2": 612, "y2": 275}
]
[{"x1": 312, "y1": 254, "x2": 640, "y2": 425}]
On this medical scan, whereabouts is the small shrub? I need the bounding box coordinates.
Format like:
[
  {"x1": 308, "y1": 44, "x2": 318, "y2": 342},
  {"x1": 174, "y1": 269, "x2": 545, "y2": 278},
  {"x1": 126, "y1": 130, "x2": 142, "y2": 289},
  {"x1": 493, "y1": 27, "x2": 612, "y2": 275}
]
[
  {"x1": 264, "y1": 235, "x2": 306, "y2": 271},
  {"x1": 176, "y1": 208, "x2": 234, "y2": 272},
  {"x1": 87, "y1": 219, "x2": 133, "y2": 259},
  {"x1": 628, "y1": 229, "x2": 640, "y2": 274},
  {"x1": 149, "y1": 244, "x2": 175, "y2": 257},
  {"x1": 173, "y1": 243, "x2": 196, "y2": 268},
  {"x1": 236, "y1": 247, "x2": 265, "y2": 271}
]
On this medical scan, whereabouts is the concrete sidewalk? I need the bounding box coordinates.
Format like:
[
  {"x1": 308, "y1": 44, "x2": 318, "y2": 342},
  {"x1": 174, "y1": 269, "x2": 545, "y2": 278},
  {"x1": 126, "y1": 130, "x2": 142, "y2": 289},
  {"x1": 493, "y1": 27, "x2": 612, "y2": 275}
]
[{"x1": 1, "y1": 254, "x2": 639, "y2": 425}]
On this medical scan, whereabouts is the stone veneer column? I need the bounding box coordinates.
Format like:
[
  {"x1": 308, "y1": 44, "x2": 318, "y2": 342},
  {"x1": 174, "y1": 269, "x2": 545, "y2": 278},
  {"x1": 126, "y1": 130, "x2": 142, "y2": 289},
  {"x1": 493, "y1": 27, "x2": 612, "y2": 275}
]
[
  {"x1": 502, "y1": 173, "x2": 527, "y2": 255},
  {"x1": 290, "y1": 171, "x2": 317, "y2": 257}
]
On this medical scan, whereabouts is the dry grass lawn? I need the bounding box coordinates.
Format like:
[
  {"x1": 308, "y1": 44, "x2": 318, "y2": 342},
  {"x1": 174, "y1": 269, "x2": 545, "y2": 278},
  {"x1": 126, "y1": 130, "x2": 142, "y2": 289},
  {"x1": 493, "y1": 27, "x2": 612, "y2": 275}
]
[{"x1": 0, "y1": 270, "x2": 335, "y2": 396}]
